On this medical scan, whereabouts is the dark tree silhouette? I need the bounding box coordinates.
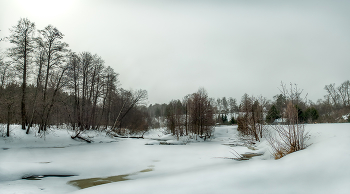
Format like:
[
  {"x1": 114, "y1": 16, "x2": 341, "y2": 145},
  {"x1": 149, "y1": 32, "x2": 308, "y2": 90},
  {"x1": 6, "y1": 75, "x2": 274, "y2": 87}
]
[{"x1": 7, "y1": 18, "x2": 36, "y2": 130}]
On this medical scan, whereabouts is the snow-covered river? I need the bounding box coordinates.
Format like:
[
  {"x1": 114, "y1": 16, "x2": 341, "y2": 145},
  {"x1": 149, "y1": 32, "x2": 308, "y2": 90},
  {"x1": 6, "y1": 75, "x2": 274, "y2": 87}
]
[{"x1": 1, "y1": 124, "x2": 349, "y2": 193}]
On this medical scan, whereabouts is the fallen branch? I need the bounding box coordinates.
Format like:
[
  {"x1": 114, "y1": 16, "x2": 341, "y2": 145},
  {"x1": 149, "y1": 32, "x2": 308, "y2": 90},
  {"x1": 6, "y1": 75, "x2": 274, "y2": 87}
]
[
  {"x1": 213, "y1": 157, "x2": 249, "y2": 161},
  {"x1": 106, "y1": 130, "x2": 144, "y2": 139},
  {"x1": 71, "y1": 134, "x2": 92, "y2": 143}
]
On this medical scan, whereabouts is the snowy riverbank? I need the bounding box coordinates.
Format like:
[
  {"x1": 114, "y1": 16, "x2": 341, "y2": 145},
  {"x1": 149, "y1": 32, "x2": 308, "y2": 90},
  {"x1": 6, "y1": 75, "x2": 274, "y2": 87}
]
[{"x1": 1, "y1": 124, "x2": 349, "y2": 193}]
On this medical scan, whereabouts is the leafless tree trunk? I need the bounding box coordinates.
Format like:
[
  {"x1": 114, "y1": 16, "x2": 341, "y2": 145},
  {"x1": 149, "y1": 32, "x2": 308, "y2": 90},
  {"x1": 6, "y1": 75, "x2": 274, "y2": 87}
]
[
  {"x1": 26, "y1": 47, "x2": 45, "y2": 134},
  {"x1": 36, "y1": 25, "x2": 68, "y2": 133},
  {"x1": 7, "y1": 18, "x2": 36, "y2": 130},
  {"x1": 40, "y1": 66, "x2": 68, "y2": 131}
]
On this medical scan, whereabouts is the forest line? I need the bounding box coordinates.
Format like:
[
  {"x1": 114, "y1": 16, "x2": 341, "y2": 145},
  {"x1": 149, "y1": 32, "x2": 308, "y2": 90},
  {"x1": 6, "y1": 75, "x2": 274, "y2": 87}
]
[{"x1": 1, "y1": 18, "x2": 350, "y2": 141}]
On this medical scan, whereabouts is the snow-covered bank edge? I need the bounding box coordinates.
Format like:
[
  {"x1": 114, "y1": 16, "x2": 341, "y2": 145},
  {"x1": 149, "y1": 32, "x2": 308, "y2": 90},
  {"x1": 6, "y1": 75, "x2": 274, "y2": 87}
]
[{"x1": 1, "y1": 124, "x2": 350, "y2": 194}]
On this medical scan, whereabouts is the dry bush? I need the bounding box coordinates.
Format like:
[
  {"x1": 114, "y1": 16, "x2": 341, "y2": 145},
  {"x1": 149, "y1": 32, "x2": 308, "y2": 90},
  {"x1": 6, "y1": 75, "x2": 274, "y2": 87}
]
[{"x1": 267, "y1": 101, "x2": 309, "y2": 159}]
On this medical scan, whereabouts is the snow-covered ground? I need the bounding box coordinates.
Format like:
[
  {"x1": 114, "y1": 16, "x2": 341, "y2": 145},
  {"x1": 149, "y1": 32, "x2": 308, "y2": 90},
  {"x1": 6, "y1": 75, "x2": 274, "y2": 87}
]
[{"x1": 0, "y1": 124, "x2": 349, "y2": 194}]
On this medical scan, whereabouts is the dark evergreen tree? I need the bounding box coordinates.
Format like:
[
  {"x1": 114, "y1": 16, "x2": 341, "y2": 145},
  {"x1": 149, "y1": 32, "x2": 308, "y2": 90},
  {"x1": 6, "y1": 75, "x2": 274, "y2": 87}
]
[
  {"x1": 295, "y1": 105, "x2": 306, "y2": 123},
  {"x1": 274, "y1": 94, "x2": 286, "y2": 116},
  {"x1": 221, "y1": 114, "x2": 228, "y2": 124},
  {"x1": 305, "y1": 107, "x2": 319, "y2": 123},
  {"x1": 310, "y1": 107, "x2": 319, "y2": 122},
  {"x1": 229, "y1": 117, "x2": 236, "y2": 125},
  {"x1": 266, "y1": 105, "x2": 280, "y2": 123}
]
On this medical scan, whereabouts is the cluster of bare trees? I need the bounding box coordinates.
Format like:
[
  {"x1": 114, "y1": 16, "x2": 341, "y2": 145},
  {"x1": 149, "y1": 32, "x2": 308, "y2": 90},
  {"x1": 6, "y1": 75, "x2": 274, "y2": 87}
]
[
  {"x1": 324, "y1": 81, "x2": 350, "y2": 108},
  {"x1": 165, "y1": 88, "x2": 215, "y2": 140},
  {"x1": 237, "y1": 94, "x2": 268, "y2": 141},
  {"x1": 109, "y1": 89, "x2": 148, "y2": 137},
  {"x1": 318, "y1": 80, "x2": 350, "y2": 122},
  {"x1": 147, "y1": 96, "x2": 238, "y2": 130},
  {"x1": 0, "y1": 18, "x2": 149, "y2": 138},
  {"x1": 236, "y1": 83, "x2": 310, "y2": 159}
]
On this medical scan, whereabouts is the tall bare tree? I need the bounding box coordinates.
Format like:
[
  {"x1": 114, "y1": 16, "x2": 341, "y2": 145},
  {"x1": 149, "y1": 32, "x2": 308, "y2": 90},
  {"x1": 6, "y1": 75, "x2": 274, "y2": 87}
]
[
  {"x1": 35, "y1": 25, "x2": 68, "y2": 133},
  {"x1": 7, "y1": 18, "x2": 36, "y2": 130},
  {"x1": 166, "y1": 100, "x2": 184, "y2": 139},
  {"x1": 26, "y1": 36, "x2": 46, "y2": 133},
  {"x1": 189, "y1": 88, "x2": 215, "y2": 139},
  {"x1": 100, "y1": 66, "x2": 119, "y2": 129}
]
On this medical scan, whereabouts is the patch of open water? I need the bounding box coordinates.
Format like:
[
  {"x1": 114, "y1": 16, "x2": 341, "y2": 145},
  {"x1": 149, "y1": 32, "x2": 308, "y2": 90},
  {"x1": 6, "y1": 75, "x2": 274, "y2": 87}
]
[{"x1": 67, "y1": 166, "x2": 154, "y2": 189}]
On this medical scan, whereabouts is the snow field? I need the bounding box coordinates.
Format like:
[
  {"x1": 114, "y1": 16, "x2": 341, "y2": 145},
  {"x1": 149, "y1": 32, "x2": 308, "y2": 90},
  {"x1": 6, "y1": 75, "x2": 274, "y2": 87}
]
[{"x1": 0, "y1": 124, "x2": 349, "y2": 194}]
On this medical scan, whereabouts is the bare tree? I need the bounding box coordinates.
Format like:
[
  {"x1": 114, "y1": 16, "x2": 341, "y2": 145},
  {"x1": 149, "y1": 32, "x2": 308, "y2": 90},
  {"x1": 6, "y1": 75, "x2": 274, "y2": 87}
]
[
  {"x1": 324, "y1": 83, "x2": 340, "y2": 107},
  {"x1": 0, "y1": 84, "x2": 20, "y2": 137},
  {"x1": 39, "y1": 64, "x2": 69, "y2": 132},
  {"x1": 7, "y1": 18, "x2": 36, "y2": 129},
  {"x1": 65, "y1": 52, "x2": 81, "y2": 130},
  {"x1": 182, "y1": 94, "x2": 191, "y2": 135},
  {"x1": 3, "y1": 85, "x2": 18, "y2": 136},
  {"x1": 85, "y1": 55, "x2": 105, "y2": 130},
  {"x1": 237, "y1": 93, "x2": 252, "y2": 136},
  {"x1": 35, "y1": 25, "x2": 68, "y2": 133},
  {"x1": 252, "y1": 95, "x2": 269, "y2": 139},
  {"x1": 26, "y1": 36, "x2": 46, "y2": 134},
  {"x1": 319, "y1": 80, "x2": 350, "y2": 122},
  {"x1": 337, "y1": 80, "x2": 350, "y2": 107},
  {"x1": 166, "y1": 100, "x2": 184, "y2": 140},
  {"x1": 0, "y1": 54, "x2": 18, "y2": 136},
  {"x1": 189, "y1": 88, "x2": 215, "y2": 139},
  {"x1": 111, "y1": 89, "x2": 148, "y2": 133},
  {"x1": 279, "y1": 82, "x2": 307, "y2": 107},
  {"x1": 237, "y1": 94, "x2": 268, "y2": 141},
  {"x1": 100, "y1": 66, "x2": 119, "y2": 129}
]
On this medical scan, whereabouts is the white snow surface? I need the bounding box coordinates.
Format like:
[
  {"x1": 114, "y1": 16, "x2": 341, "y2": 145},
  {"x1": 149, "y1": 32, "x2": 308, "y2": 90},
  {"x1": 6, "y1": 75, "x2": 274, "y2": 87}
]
[{"x1": 1, "y1": 124, "x2": 350, "y2": 194}]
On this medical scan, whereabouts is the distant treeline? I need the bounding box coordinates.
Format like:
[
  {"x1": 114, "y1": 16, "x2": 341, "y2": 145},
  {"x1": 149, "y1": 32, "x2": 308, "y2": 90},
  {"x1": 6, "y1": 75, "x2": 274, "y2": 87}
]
[
  {"x1": 1, "y1": 18, "x2": 349, "y2": 139},
  {"x1": 147, "y1": 81, "x2": 350, "y2": 140}
]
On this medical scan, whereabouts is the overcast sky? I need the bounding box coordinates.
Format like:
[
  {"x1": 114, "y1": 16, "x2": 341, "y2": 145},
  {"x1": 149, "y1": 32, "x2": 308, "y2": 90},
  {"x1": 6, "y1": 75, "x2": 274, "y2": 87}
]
[{"x1": 1, "y1": 0, "x2": 350, "y2": 105}]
